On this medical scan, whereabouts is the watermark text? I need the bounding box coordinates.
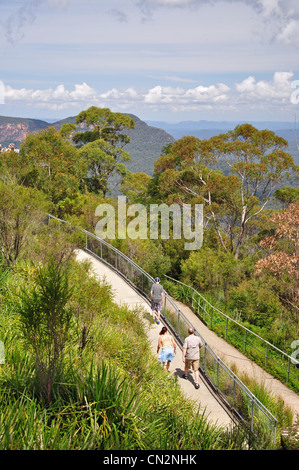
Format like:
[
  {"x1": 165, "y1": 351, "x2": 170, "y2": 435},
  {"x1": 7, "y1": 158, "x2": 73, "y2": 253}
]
[
  {"x1": 291, "y1": 80, "x2": 299, "y2": 104},
  {"x1": 95, "y1": 196, "x2": 203, "y2": 250}
]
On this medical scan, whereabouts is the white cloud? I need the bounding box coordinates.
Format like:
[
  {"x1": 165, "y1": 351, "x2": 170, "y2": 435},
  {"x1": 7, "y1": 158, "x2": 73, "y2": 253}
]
[
  {"x1": 5, "y1": 82, "x2": 96, "y2": 110},
  {"x1": 98, "y1": 82, "x2": 231, "y2": 109},
  {"x1": 235, "y1": 71, "x2": 294, "y2": 102},
  {"x1": 4, "y1": 73, "x2": 296, "y2": 117}
]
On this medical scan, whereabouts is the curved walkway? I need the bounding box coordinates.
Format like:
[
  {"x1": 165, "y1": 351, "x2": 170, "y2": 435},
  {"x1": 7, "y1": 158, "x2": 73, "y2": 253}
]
[
  {"x1": 76, "y1": 249, "x2": 299, "y2": 425},
  {"x1": 75, "y1": 249, "x2": 233, "y2": 430},
  {"x1": 176, "y1": 300, "x2": 299, "y2": 422}
]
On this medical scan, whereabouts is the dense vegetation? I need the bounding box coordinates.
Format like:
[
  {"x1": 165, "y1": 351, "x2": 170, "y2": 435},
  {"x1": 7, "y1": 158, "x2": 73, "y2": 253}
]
[{"x1": 0, "y1": 106, "x2": 298, "y2": 449}]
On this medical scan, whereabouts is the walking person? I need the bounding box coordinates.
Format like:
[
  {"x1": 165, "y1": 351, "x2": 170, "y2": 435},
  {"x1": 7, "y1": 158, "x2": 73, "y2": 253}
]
[
  {"x1": 150, "y1": 277, "x2": 164, "y2": 325},
  {"x1": 157, "y1": 326, "x2": 176, "y2": 372},
  {"x1": 182, "y1": 327, "x2": 204, "y2": 389}
]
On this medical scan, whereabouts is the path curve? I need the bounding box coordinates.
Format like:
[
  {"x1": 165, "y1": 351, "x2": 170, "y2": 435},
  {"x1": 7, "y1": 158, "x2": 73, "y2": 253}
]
[
  {"x1": 174, "y1": 300, "x2": 299, "y2": 422},
  {"x1": 75, "y1": 249, "x2": 234, "y2": 429}
]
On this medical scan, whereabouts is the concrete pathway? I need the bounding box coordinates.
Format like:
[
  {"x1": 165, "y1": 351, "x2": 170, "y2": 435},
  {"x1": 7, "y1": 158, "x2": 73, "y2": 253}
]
[
  {"x1": 75, "y1": 250, "x2": 234, "y2": 430},
  {"x1": 176, "y1": 302, "x2": 299, "y2": 423},
  {"x1": 175, "y1": 301, "x2": 299, "y2": 422},
  {"x1": 76, "y1": 249, "x2": 299, "y2": 427}
]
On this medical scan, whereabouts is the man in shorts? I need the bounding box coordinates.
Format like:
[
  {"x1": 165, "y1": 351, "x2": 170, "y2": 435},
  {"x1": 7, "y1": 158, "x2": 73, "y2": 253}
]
[
  {"x1": 150, "y1": 277, "x2": 164, "y2": 325},
  {"x1": 182, "y1": 327, "x2": 204, "y2": 389}
]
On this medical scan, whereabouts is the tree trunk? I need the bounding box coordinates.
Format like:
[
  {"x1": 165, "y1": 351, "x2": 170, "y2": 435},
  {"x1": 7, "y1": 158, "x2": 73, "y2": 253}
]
[{"x1": 234, "y1": 205, "x2": 247, "y2": 259}]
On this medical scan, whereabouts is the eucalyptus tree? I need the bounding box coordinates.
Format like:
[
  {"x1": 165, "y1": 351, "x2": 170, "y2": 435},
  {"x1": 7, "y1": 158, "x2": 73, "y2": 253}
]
[
  {"x1": 211, "y1": 124, "x2": 296, "y2": 258},
  {"x1": 61, "y1": 106, "x2": 136, "y2": 197},
  {"x1": 153, "y1": 136, "x2": 242, "y2": 253},
  {"x1": 153, "y1": 126, "x2": 296, "y2": 258},
  {"x1": 19, "y1": 126, "x2": 87, "y2": 204}
]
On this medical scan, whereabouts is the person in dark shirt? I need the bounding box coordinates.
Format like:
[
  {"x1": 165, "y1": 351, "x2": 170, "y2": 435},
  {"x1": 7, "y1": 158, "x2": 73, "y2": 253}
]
[{"x1": 150, "y1": 277, "x2": 164, "y2": 325}]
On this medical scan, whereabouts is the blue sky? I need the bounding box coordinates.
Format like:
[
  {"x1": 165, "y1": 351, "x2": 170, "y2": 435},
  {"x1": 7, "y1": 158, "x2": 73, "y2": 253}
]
[{"x1": 1, "y1": 0, "x2": 299, "y2": 122}]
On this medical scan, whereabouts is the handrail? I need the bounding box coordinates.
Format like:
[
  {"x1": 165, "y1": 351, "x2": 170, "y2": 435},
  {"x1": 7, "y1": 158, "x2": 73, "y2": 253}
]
[
  {"x1": 164, "y1": 274, "x2": 299, "y2": 388},
  {"x1": 47, "y1": 214, "x2": 278, "y2": 443}
]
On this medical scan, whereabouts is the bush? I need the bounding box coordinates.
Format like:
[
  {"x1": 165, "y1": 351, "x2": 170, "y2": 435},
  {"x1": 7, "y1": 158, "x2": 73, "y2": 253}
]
[
  {"x1": 180, "y1": 247, "x2": 248, "y2": 304},
  {"x1": 14, "y1": 258, "x2": 74, "y2": 405},
  {"x1": 227, "y1": 279, "x2": 282, "y2": 328}
]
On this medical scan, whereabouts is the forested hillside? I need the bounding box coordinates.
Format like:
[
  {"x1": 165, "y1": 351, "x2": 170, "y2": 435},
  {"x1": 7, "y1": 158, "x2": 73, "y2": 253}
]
[
  {"x1": 0, "y1": 105, "x2": 298, "y2": 449},
  {"x1": 147, "y1": 119, "x2": 299, "y2": 166},
  {"x1": 1, "y1": 107, "x2": 296, "y2": 359},
  {"x1": 0, "y1": 114, "x2": 174, "y2": 175}
]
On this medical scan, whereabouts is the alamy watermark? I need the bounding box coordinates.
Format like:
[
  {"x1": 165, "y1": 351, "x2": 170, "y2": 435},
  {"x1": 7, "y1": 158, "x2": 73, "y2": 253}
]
[
  {"x1": 95, "y1": 196, "x2": 203, "y2": 250},
  {"x1": 291, "y1": 80, "x2": 299, "y2": 105}
]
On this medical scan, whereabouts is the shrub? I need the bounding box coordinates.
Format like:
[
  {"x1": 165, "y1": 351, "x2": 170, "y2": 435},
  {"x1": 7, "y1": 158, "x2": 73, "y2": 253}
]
[
  {"x1": 228, "y1": 279, "x2": 282, "y2": 328},
  {"x1": 14, "y1": 258, "x2": 74, "y2": 405}
]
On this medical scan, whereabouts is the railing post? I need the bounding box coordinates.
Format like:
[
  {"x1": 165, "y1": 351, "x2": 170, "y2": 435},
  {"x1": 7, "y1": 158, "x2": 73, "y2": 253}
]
[
  {"x1": 203, "y1": 343, "x2": 206, "y2": 372},
  {"x1": 233, "y1": 376, "x2": 236, "y2": 408},
  {"x1": 251, "y1": 397, "x2": 255, "y2": 434},
  {"x1": 177, "y1": 308, "x2": 181, "y2": 338}
]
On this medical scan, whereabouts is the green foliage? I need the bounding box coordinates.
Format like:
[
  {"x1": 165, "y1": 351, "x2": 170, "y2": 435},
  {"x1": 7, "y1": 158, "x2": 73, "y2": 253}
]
[
  {"x1": 274, "y1": 186, "x2": 299, "y2": 206},
  {"x1": 68, "y1": 259, "x2": 114, "y2": 353},
  {"x1": 116, "y1": 238, "x2": 172, "y2": 279},
  {"x1": 0, "y1": 181, "x2": 51, "y2": 267},
  {"x1": 78, "y1": 138, "x2": 129, "y2": 196},
  {"x1": 180, "y1": 247, "x2": 246, "y2": 300},
  {"x1": 153, "y1": 125, "x2": 295, "y2": 258},
  {"x1": 19, "y1": 126, "x2": 87, "y2": 204},
  {"x1": 0, "y1": 245, "x2": 227, "y2": 450},
  {"x1": 120, "y1": 171, "x2": 151, "y2": 204},
  {"x1": 75, "y1": 106, "x2": 135, "y2": 145},
  {"x1": 227, "y1": 279, "x2": 282, "y2": 328},
  {"x1": 71, "y1": 107, "x2": 136, "y2": 197},
  {"x1": 14, "y1": 258, "x2": 74, "y2": 405},
  {"x1": 0, "y1": 119, "x2": 297, "y2": 449}
]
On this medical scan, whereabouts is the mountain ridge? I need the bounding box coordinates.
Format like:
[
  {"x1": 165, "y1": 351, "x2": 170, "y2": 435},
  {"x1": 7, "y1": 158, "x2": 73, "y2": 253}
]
[
  {"x1": 0, "y1": 114, "x2": 298, "y2": 169},
  {"x1": 146, "y1": 119, "x2": 299, "y2": 165},
  {"x1": 0, "y1": 114, "x2": 175, "y2": 175}
]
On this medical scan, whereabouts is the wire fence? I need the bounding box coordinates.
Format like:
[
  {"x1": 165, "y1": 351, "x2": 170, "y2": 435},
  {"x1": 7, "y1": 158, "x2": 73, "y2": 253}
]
[
  {"x1": 164, "y1": 275, "x2": 299, "y2": 393},
  {"x1": 47, "y1": 214, "x2": 278, "y2": 444}
]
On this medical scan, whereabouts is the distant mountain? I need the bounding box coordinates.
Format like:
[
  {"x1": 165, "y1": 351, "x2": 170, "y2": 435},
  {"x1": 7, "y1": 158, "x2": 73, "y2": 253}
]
[
  {"x1": 0, "y1": 116, "x2": 48, "y2": 149},
  {"x1": 146, "y1": 120, "x2": 299, "y2": 165},
  {"x1": 52, "y1": 114, "x2": 175, "y2": 175},
  {"x1": 0, "y1": 114, "x2": 174, "y2": 176},
  {"x1": 1, "y1": 115, "x2": 298, "y2": 175},
  {"x1": 125, "y1": 114, "x2": 175, "y2": 174},
  {"x1": 146, "y1": 119, "x2": 299, "y2": 133}
]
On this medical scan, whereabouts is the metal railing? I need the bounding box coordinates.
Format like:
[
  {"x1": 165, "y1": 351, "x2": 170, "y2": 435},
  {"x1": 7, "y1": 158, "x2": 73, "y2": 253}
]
[
  {"x1": 164, "y1": 275, "x2": 299, "y2": 390},
  {"x1": 47, "y1": 214, "x2": 278, "y2": 443}
]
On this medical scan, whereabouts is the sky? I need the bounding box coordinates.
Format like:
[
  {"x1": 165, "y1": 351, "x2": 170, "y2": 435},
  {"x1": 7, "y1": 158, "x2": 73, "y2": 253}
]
[{"x1": 1, "y1": 0, "x2": 299, "y2": 123}]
